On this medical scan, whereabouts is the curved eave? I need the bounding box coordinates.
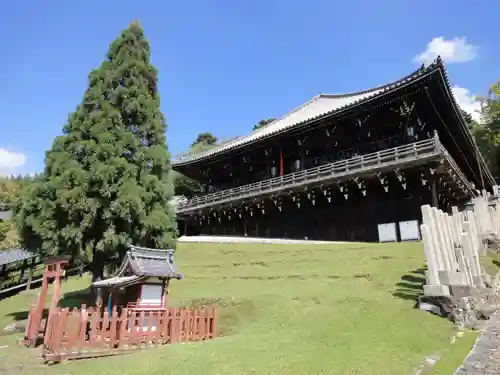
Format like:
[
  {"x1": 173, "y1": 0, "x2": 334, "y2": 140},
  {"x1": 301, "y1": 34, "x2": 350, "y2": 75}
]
[
  {"x1": 172, "y1": 62, "x2": 439, "y2": 168},
  {"x1": 434, "y1": 58, "x2": 496, "y2": 188}
]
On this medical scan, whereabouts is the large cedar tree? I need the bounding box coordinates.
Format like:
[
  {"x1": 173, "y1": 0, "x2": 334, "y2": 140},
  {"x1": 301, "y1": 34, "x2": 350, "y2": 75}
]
[{"x1": 17, "y1": 22, "x2": 177, "y2": 280}]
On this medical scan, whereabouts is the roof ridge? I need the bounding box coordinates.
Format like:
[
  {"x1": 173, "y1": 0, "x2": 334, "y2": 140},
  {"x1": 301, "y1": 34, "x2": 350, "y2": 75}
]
[
  {"x1": 319, "y1": 63, "x2": 437, "y2": 100},
  {"x1": 129, "y1": 244, "x2": 174, "y2": 254},
  {"x1": 248, "y1": 94, "x2": 322, "y2": 136},
  {"x1": 172, "y1": 61, "x2": 443, "y2": 166}
]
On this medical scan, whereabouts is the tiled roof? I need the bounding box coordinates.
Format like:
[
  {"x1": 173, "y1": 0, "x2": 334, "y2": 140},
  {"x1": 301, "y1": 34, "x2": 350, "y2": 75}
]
[
  {"x1": 93, "y1": 245, "x2": 183, "y2": 288},
  {"x1": 120, "y1": 244, "x2": 183, "y2": 279},
  {"x1": 0, "y1": 248, "x2": 35, "y2": 266},
  {"x1": 172, "y1": 61, "x2": 436, "y2": 166},
  {"x1": 93, "y1": 275, "x2": 143, "y2": 288}
]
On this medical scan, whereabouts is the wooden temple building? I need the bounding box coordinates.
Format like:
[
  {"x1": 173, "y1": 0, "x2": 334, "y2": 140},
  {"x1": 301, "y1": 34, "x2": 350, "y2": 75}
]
[
  {"x1": 92, "y1": 245, "x2": 183, "y2": 313},
  {"x1": 172, "y1": 57, "x2": 496, "y2": 242}
]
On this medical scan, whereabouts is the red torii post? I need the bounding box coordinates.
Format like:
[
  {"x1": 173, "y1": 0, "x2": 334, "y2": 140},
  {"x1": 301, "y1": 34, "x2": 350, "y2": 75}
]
[{"x1": 23, "y1": 255, "x2": 70, "y2": 347}]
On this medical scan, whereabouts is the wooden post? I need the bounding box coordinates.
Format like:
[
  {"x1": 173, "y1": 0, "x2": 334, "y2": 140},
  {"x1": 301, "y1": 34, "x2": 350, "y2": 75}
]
[
  {"x1": 49, "y1": 263, "x2": 61, "y2": 313},
  {"x1": 25, "y1": 257, "x2": 35, "y2": 291},
  {"x1": 19, "y1": 259, "x2": 27, "y2": 284}
]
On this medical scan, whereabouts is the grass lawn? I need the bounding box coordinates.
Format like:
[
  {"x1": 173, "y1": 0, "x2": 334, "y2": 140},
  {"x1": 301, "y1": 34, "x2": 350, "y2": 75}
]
[
  {"x1": 427, "y1": 331, "x2": 478, "y2": 375},
  {"x1": 0, "y1": 242, "x2": 464, "y2": 375}
]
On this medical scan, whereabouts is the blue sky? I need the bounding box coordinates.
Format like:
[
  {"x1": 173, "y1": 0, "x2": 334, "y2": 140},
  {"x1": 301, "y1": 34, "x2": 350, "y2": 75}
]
[{"x1": 0, "y1": 0, "x2": 498, "y2": 175}]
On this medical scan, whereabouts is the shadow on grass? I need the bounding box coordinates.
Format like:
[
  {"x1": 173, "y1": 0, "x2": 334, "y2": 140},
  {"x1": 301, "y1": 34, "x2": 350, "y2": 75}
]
[
  {"x1": 6, "y1": 309, "x2": 45, "y2": 321},
  {"x1": 58, "y1": 288, "x2": 95, "y2": 309},
  {"x1": 4, "y1": 288, "x2": 94, "y2": 323},
  {"x1": 392, "y1": 267, "x2": 426, "y2": 301}
]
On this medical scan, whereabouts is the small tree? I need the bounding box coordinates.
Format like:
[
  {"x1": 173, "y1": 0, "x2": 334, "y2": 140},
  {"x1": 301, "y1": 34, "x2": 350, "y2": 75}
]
[
  {"x1": 192, "y1": 132, "x2": 217, "y2": 147},
  {"x1": 253, "y1": 118, "x2": 276, "y2": 131},
  {"x1": 17, "y1": 22, "x2": 177, "y2": 282},
  {"x1": 173, "y1": 132, "x2": 219, "y2": 198}
]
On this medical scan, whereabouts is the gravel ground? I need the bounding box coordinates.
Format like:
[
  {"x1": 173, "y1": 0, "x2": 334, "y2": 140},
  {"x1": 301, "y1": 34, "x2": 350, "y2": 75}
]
[
  {"x1": 178, "y1": 235, "x2": 349, "y2": 244},
  {"x1": 454, "y1": 312, "x2": 500, "y2": 375}
]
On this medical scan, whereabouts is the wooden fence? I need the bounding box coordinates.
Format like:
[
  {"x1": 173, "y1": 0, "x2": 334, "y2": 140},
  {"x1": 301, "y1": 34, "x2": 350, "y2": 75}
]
[{"x1": 43, "y1": 306, "x2": 216, "y2": 362}]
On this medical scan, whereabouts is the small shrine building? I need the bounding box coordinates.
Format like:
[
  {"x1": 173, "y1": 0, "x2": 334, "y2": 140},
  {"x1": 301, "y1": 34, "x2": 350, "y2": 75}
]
[{"x1": 92, "y1": 245, "x2": 183, "y2": 314}]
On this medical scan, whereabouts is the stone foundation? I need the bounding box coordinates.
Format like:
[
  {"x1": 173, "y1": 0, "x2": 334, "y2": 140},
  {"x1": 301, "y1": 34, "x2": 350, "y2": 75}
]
[{"x1": 418, "y1": 287, "x2": 500, "y2": 330}]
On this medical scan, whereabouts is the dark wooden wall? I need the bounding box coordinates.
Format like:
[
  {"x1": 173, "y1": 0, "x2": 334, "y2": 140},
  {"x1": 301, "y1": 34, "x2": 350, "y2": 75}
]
[{"x1": 180, "y1": 167, "x2": 457, "y2": 242}]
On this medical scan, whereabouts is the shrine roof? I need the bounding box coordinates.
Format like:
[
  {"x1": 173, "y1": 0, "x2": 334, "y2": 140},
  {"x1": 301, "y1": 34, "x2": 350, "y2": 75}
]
[
  {"x1": 0, "y1": 248, "x2": 35, "y2": 267},
  {"x1": 172, "y1": 57, "x2": 463, "y2": 167},
  {"x1": 119, "y1": 244, "x2": 183, "y2": 280},
  {"x1": 92, "y1": 275, "x2": 143, "y2": 288}
]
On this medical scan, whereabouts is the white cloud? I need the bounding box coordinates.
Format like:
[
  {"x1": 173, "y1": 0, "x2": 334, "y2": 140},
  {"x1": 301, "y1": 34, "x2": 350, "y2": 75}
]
[
  {"x1": 0, "y1": 148, "x2": 27, "y2": 176},
  {"x1": 452, "y1": 86, "x2": 482, "y2": 122},
  {"x1": 414, "y1": 37, "x2": 478, "y2": 65}
]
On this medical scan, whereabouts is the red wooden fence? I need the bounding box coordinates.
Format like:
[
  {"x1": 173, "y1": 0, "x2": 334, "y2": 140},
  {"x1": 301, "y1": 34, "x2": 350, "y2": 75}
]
[
  {"x1": 24, "y1": 303, "x2": 48, "y2": 346},
  {"x1": 43, "y1": 305, "x2": 216, "y2": 362}
]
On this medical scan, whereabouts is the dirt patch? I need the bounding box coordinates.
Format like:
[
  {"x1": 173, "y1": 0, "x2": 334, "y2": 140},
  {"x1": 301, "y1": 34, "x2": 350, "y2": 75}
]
[
  {"x1": 353, "y1": 273, "x2": 372, "y2": 280},
  {"x1": 203, "y1": 264, "x2": 221, "y2": 269},
  {"x1": 371, "y1": 255, "x2": 394, "y2": 261},
  {"x1": 191, "y1": 274, "x2": 346, "y2": 281},
  {"x1": 228, "y1": 274, "x2": 319, "y2": 281},
  {"x1": 249, "y1": 261, "x2": 268, "y2": 267},
  {"x1": 231, "y1": 261, "x2": 270, "y2": 267},
  {"x1": 220, "y1": 250, "x2": 246, "y2": 255}
]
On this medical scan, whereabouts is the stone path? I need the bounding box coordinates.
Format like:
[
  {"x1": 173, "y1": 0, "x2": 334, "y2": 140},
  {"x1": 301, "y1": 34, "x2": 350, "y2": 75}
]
[
  {"x1": 178, "y1": 235, "x2": 349, "y2": 245},
  {"x1": 454, "y1": 312, "x2": 500, "y2": 375}
]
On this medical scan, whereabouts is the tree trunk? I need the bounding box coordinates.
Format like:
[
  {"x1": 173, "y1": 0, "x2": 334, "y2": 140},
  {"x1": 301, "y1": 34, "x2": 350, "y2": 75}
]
[{"x1": 90, "y1": 251, "x2": 106, "y2": 306}]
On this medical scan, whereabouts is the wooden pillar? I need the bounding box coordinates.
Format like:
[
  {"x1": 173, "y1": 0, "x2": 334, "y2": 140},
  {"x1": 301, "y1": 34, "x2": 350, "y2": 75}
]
[{"x1": 25, "y1": 257, "x2": 35, "y2": 291}]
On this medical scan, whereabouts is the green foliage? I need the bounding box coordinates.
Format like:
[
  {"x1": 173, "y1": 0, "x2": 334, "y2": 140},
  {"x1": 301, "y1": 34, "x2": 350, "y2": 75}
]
[
  {"x1": 0, "y1": 221, "x2": 9, "y2": 245},
  {"x1": 0, "y1": 176, "x2": 23, "y2": 209},
  {"x1": 191, "y1": 132, "x2": 217, "y2": 147},
  {"x1": 253, "y1": 118, "x2": 275, "y2": 131},
  {"x1": 171, "y1": 170, "x2": 202, "y2": 198},
  {"x1": 0, "y1": 176, "x2": 36, "y2": 250},
  {"x1": 16, "y1": 22, "x2": 177, "y2": 277},
  {"x1": 173, "y1": 132, "x2": 219, "y2": 198},
  {"x1": 465, "y1": 80, "x2": 500, "y2": 180},
  {"x1": 484, "y1": 81, "x2": 500, "y2": 128},
  {"x1": 460, "y1": 109, "x2": 474, "y2": 128},
  {"x1": 0, "y1": 220, "x2": 19, "y2": 250}
]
